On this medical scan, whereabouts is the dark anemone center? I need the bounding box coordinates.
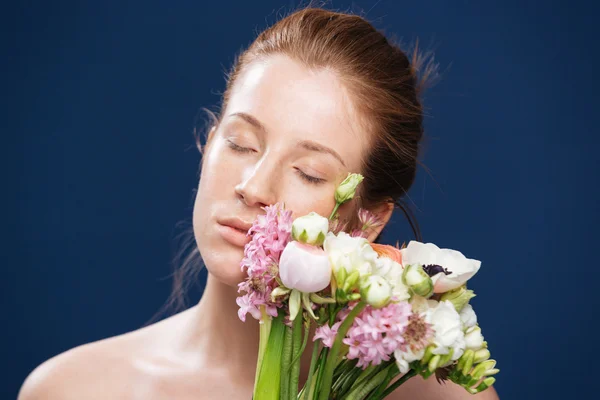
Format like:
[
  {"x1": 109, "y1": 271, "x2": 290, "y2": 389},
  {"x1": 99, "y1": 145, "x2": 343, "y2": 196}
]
[{"x1": 422, "y1": 264, "x2": 451, "y2": 277}]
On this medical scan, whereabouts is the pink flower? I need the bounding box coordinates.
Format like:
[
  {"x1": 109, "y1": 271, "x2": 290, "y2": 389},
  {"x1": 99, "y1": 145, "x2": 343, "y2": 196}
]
[
  {"x1": 329, "y1": 217, "x2": 348, "y2": 235},
  {"x1": 237, "y1": 203, "x2": 293, "y2": 322},
  {"x1": 314, "y1": 321, "x2": 342, "y2": 348},
  {"x1": 350, "y1": 229, "x2": 368, "y2": 238},
  {"x1": 401, "y1": 312, "x2": 434, "y2": 353},
  {"x1": 279, "y1": 241, "x2": 331, "y2": 293},
  {"x1": 358, "y1": 208, "x2": 383, "y2": 230},
  {"x1": 342, "y1": 302, "x2": 412, "y2": 369},
  {"x1": 236, "y1": 294, "x2": 261, "y2": 322}
]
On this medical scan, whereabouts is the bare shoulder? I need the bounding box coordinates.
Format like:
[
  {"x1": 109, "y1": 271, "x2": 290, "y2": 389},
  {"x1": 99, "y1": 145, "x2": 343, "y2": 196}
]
[
  {"x1": 387, "y1": 374, "x2": 500, "y2": 400},
  {"x1": 18, "y1": 333, "x2": 135, "y2": 400},
  {"x1": 18, "y1": 312, "x2": 186, "y2": 400}
]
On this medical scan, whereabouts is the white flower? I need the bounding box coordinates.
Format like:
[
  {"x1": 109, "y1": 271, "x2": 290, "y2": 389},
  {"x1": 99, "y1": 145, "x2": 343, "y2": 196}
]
[
  {"x1": 323, "y1": 231, "x2": 378, "y2": 277},
  {"x1": 360, "y1": 275, "x2": 392, "y2": 308},
  {"x1": 394, "y1": 347, "x2": 425, "y2": 374},
  {"x1": 426, "y1": 300, "x2": 466, "y2": 362},
  {"x1": 460, "y1": 304, "x2": 478, "y2": 329},
  {"x1": 401, "y1": 241, "x2": 481, "y2": 293},
  {"x1": 464, "y1": 325, "x2": 485, "y2": 350},
  {"x1": 374, "y1": 257, "x2": 410, "y2": 301},
  {"x1": 279, "y1": 241, "x2": 331, "y2": 293},
  {"x1": 291, "y1": 212, "x2": 329, "y2": 246}
]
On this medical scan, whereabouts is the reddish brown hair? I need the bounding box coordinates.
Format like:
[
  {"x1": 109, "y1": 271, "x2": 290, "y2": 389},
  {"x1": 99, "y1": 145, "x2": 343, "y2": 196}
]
[{"x1": 154, "y1": 5, "x2": 438, "y2": 317}]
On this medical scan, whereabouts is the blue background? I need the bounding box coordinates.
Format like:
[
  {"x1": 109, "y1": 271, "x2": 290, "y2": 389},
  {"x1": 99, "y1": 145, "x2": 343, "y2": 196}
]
[{"x1": 4, "y1": 1, "x2": 598, "y2": 398}]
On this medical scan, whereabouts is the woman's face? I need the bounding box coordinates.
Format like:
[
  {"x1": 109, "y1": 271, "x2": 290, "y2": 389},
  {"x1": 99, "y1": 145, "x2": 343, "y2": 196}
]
[{"x1": 193, "y1": 54, "x2": 371, "y2": 287}]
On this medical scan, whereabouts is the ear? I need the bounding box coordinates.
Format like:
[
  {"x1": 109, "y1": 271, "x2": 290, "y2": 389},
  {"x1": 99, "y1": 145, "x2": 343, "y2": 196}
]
[
  {"x1": 365, "y1": 201, "x2": 395, "y2": 243},
  {"x1": 206, "y1": 125, "x2": 217, "y2": 146},
  {"x1": 200, "y1": 125, "x2": 218, "y2": 158}
]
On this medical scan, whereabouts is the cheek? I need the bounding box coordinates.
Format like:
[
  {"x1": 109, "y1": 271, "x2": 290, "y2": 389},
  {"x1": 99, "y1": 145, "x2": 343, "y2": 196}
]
[
  {"x1": 191, "y1": 147, "x2": 249, "y2": 287},
  {"x1": 285, "y1": 194, "x2": 337, "y2": 222}
]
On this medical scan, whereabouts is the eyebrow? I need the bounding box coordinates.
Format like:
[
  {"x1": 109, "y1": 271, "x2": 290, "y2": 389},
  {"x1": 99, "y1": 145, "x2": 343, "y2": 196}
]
[{"x1": 229, "y1": 112, "x2": 347, "y2": 168}]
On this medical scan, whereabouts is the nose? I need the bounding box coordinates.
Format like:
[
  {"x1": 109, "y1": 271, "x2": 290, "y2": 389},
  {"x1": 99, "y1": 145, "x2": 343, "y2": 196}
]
[{"x1": 234, "y1": 160, "x2": 277, "y2": 209}]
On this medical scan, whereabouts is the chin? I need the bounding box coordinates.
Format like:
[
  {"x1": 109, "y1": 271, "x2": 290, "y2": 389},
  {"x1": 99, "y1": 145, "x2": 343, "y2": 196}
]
[
  {"x1": 198, "y1": 239, "x2": 248, "y2": 289},
  {"x1": 208, "y1": 264, "x2": 247, "y2": 288}
]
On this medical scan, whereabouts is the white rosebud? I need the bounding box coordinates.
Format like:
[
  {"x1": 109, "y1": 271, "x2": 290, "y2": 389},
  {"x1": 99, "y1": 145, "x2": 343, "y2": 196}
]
[
  {"x1": 291, "y1": 212, "x2": 329, "y2": 246},
  {"x1": 334, "y1": 173, "x2": 364, "y2": 204},
  {"x1": 474, "y1": 348, "x2": 491, "y2": 363},
  {"x1": 402, "y1": 264, "x2": 434, "y2": 297},
  {"x1": 374, "y1": 257, "x2": 410, "y2": 301},
  {"x1": 360, "y1": 275, "x2": 392, "y2": 308},
  {"x1": 464, "y1": 325, "x2": 485, "y2": 350}
]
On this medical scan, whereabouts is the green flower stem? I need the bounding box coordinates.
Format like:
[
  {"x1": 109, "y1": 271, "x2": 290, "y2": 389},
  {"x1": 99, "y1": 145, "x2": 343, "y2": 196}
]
[
  {"x1": 314, "y1": 348, "x2": 330, "y2": 399},
  {"x1": 332, "y1": 359, "x2": 357, "y2": 393},
  {"x1": 289, "y1": 320, "x2": 310, "y2": 369},
  {"x1": 318, "y1": 301, "x2": 367, "y2": 400},
  {"x1": 290, "y1": 316, "x2": 304, "y2": 399},
  {"x1": 345, "y1": 364, "x2": 380, "y2": 395},
  {"x1": 329, "y1": 203, "x2": 341, "y2": 220},
  {"x1": 254, "y1": 306, "x2": 272, "y2": 389},
  {"x1": 343, "y1": 366, "x2": 390, "y2": 400},
  {"x1": 300, "y1": 339, "x2": 321, "y2": 400},
  {"x1": 338, "y1": 366, "x2": 364, "y2": 398},
  {"x1": 254, "y1": 313, "x2": 286, "y2": 400},
  {"x1": 333, "y1": 358, "x2": 355, "y2": 382},
  {"x1": 365, "y1": 363, "x2": 398, "y2": 400},
  {"x1": 280, "y1": 324, "x2": 294, "y2": 399},
  {"x1": 328, "y1": 304, "x2": 336, "y2": 325},
  {"x1": 379, "y1": 369, "x2": 417, "y2": 399}
]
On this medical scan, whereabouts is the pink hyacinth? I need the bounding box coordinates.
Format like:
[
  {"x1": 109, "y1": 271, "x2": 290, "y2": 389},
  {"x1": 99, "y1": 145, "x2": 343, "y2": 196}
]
[
  {"x1": 342, "y1": 301, "x2": 412, "y2": 369},
  {"x1": 236, "y1": 203, "x2": 293, "y2": 322},
  {"x1": 313, "y1": 321, "x2": 342, "y2": 348}
]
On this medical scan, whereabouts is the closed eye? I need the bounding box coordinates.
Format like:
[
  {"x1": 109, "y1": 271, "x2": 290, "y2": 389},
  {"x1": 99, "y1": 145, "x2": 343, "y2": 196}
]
[
  {"x1": 227, "y1": 139, "x2": 325, "y2": 185},
  {"x1": 295, "y1": 168, "x2": 326, "y2": 185},
  {"x1": 226, "y1": 140, "x2": 254, "y2": 154}
]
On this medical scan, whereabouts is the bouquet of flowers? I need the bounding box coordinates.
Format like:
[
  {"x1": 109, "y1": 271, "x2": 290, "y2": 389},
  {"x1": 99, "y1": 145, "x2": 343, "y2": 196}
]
[{"x1": 237, "y1": 173, "x2": 498, "y2": 400}]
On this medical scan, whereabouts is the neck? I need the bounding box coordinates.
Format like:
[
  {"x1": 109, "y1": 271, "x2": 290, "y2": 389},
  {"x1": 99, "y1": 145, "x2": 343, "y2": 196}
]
[
  {"x1": 176, "y1": 273, "x2": 315, "y2": 387},
  {"x1": 183, "y1": 273, "x2": 261, "y2": 381}
]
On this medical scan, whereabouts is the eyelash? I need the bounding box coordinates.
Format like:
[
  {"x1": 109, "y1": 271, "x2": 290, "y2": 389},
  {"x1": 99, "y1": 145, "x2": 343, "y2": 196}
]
[{"x1": 226, "y1": 140, "x2": 326, "y2": 185}]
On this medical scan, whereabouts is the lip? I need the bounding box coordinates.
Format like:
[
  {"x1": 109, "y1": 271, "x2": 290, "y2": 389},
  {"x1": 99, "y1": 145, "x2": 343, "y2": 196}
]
[
  {"x1": 216, "y1": 222, "x2": 252, "y2": 247},
  {"x1": 218, "y1": 217, "x2": 253, "y2": 232}
]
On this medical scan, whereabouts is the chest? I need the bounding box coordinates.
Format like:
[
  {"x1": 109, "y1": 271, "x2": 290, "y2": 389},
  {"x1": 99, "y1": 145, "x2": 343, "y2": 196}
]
[{"x1": 126, "y1": 369, "x2": 253, "y2": 400}]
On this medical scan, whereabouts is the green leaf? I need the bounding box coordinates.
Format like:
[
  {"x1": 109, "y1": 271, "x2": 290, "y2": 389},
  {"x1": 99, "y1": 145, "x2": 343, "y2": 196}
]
[
  {"x1": 280, "y1": 324, "x2": 294, "y2": 399},
  {"x1": 254, "y1": 313, "x2": 286, "y2": 400}
]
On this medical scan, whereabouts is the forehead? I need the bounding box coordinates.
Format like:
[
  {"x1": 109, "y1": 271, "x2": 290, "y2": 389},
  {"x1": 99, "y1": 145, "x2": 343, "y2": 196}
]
[{"x1": 224, "y1": 55, "x2": 369, "y2": 171}]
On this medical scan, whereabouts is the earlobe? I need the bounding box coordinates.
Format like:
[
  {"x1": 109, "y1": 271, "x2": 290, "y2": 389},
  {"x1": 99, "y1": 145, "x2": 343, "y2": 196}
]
[{"x1": 366, "y1": 201, "x2": 395, "y2": 242}]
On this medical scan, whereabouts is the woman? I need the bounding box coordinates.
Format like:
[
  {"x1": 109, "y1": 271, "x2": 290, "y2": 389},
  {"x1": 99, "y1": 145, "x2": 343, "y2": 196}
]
[{"x1": 19, "y1": 7, "x2": 499, "y2": 400}]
